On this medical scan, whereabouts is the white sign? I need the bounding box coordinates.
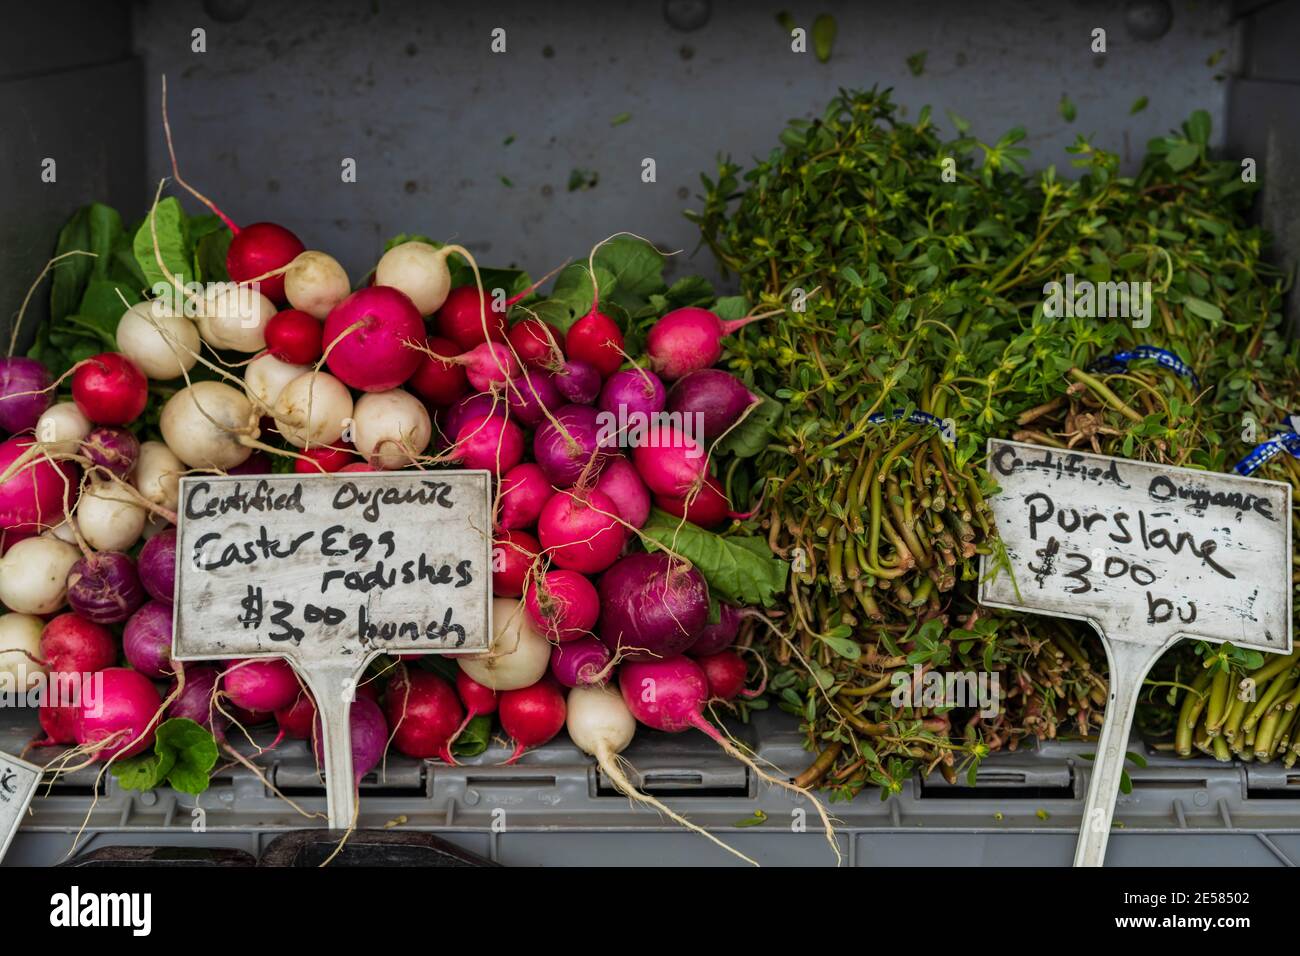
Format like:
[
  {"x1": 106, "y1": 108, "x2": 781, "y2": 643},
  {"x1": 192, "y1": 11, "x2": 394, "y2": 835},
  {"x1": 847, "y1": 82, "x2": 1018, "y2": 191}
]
[
  {"x1": 979, "y1": 439, "x2": 1292, "y2": 866},
  {"x1": 0, "y1": 751, "x2": 40, "y2": 862},
  {"x1": 174, "y1": 472, "x2": 493, "y2": 827}
]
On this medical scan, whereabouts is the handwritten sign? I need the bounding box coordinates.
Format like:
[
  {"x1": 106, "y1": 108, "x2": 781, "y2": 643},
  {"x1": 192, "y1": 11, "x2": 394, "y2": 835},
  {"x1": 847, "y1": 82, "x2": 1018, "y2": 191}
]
[
  {"x1": 173, "y1": 472, "x2": 492, "y2": 827},
  {"x1": 0, "y1": 751, "x2": 40, "y2": 862},
  {"x1": 980, "y1": 439, "x2": 1292, "y2": 866}
]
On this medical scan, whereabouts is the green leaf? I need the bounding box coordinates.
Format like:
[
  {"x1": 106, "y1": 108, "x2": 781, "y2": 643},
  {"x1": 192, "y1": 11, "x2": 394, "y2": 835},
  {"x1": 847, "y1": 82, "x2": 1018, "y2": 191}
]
[
  {"x1": 609, "y1": 112, "x2": 632, "y2": 127},
  {"x1": 712, "y1": 296, "x2": 748, "y2": 321},
  {"x1": 111, "y1": 752, "x2": 172, "y2": 792},
  {"x1": 50, "y1": 207, "x2": 94, "y2": 323},
  {"x1": 1059, "y1": 94, "x2": 1077, "y2": 123},
  {"x1": 641, "y1": 509, "x2": 788, "y2": 607},
  {"x1": 713, "y1": 391, "x2": 782, "y2": 459},
  {"x1": 593, "y1": 236, "x2": 665, "y2": 315},
  {"x1": 821, "y1": 636, "x2": 861, "y2": 660},
  {"x1": 1185, "y1": 109, "x2": 1212, "y2": 146},
  {"x1": 87, "y1": 203, "x2": 125, "y2": 280},
  {"x1": 567, "y1": 168, "x2": 599, "y2": 192},
  {"x1": 733, "y1": 809, "x2": 768, "y2": 827},
  {"x1": 1166, "y1": 141, "x2": 1200, "y2": 172},
  {"x1": 1129, "y1": 96, "x2": 1148, "y2": 115},
  {"x1": 811, "y1": 14, "x2": 836, "y2": 63},
  {"x1": 155, "y1": 718, "x2": 219, "y2": 794},
  {"x1": 1183, "y1": 296, "x2": 1223, "y2": 321},
  {"x1": 906, "y1": 51, "x2": 927, "y2": 76},
  {"x1": 132, "y1": 197, "x2": 193, "y2": 292},
  {"x1": 196, "y1": 228, "x2": 233, "y2": 284},
  {"x1": 452, "y1": 715, "x2": 492, "y2": 757},
  {"x1": 663, "y1": 275, "x2": 714, "y2": 309}
]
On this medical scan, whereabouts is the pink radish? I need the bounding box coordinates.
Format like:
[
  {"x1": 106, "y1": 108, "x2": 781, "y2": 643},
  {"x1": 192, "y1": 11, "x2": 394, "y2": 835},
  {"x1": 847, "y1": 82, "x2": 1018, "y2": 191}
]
[
  {"x1": 75, "y1": 667, "x2": 162, "y2": 760},
  {"x1": 497, "y1": 463, "x2": 550, "y2": 530},
  {"x1": 384, "y1": 668, "x2": 463, "y2": 763},
  {"x1": 646, "y1": 307, "x2": 760, "y2": 380},
  {"x1": 594, "y1": 455, "x2": 651, "y2": 529},
  {"x1": 0, "y1": 436, "x2": 79, "y2": 533},
  {"x1": 550, "y1": 635, "x2": 612, "y2": 688},
  {"x1": 454, "y1": 413, "x2": 524, "y2": 474},
  {"x1": 224, "y1": 658, "x2": 300, "y2": 713},
  {"x1": 525, "y1": 569, "x2": 599, "y2": 642},
  {"x1": 323, "y1": 286, "x2": 424, "y2": 391},
  {"x1": 597, "y1": 552, "x2": 708, "y2": 660},
  {"x1": 492, "y1": 529, "x2": 539, "y2": 598},
  {"x1": 499, "y1": 680, "x2": 566, "y2": 764},
  {"x1": 631, "y1": 425, "x2": 707, "y2": 498},
  {"x1": 226, "y1": 222, "x2": 305, "y2": 304},
  {"x1": 537, "y1": 488, "x2": 626, "y2": 574}
]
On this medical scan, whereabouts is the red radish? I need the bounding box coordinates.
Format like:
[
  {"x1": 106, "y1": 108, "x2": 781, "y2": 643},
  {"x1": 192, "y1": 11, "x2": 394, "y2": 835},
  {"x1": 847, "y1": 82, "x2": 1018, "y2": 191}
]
[
  {"x1": 122, "y1": 600, "x2": 174, "y2": 678},
  {"x1": 75, "y1": 667, "x2": 162, "y2": 760},
  {"x1": 537, "y1": 488, "x2": 626, "y2": 574},
  {"x1": 66, "y1": 551, "x2": 144, "y2": 624},
  {"x1": 499, "y1": 681, "x2": 566, "y2": 764},
  {"x1": 505, "y1": 369, "x2": 561, "y2": 426},
  {"x1": 0, "y1": 357, "x2": 52, "y2": 433},
  {"x1": 40, "y1": 613, "x2": 117, "y2": 674},
  {"x1": 274, "y1": 688, "x2": 316, "y2": 740},
  {"x1": 554, "y1": 360, "x2": 602, "y2": 404},
  {"x1": 525, "y1": 569, "x2": 599, "y2": 642},
  {"x1": 407, "y1": 335, "x2": 469, "y2": 406},
  {"x1": 507, "y1": 318, "x2": 563, "y2": 369},
  {"x1": 566, "y1": 311, "x2": 624, "y2": 378},
  {"x1": 533, "y1": 404, "x2": 606, "y2": 487},
  {"x1": 665, "y1": 368, "x2": 760, "y2": 441},
  {"x1": 632, "y1": 425, "x2": 707, "y2": 498},
  {"x1": 81, "y1": 426, "x2": 140, "y2": 478},
  {"x1": 497, "y1": 463, "x2": 550, "y2": 530},
  {"x1": 455, "y1": 669, "x2": 499, "y2": 718},
  {"x1": 226, "y1": 222, "x2": 304, "y2": 304},
  {"x1": 224, "y1": 658, "x2": 300, "y2": 713},
  {"x1": 599, "y1": 368, "x2": 665, "y2": 418},
  {"x1": 294, "y1": 445, "x2": 357, "y2": 473},
  {"x1": 696, "y1": 649, "x2": 748, "y2": 699},
  {"x1": 689, "y1": 603, "x2": 741, "y2": 656},
  {"x1": 492, "y1": 529, "x2": 539, "y2": 598},
  {"x1": 454, "y1": 413, "x2": 524, "y2": 474},
  {"x1": 598, "y1": 552, "x2": 708, "y2": 660},
  {"x1": 654, "y1": 475, "x2": 734, "y2": 528},
  {"x1": 0, "y1": 437, "x2": 78, "y2": 533},
  {"x1": 265, "y1": 309, "x2": 324, "y2": 365},
  {"x1": 71, "y1": 353, "x2": 147, "y2": 425},
  {"x1": 385, "y1": 669, "x2": 463, "y2": 763},
  {"x1": 646, "y1": 307, "x2": 760, "y2": 380},
  {"x1": 312, "y1": 696, "x2": 388, "y2": 784},
  {"x1": 594, "y1": 455, "x2": 651, "y2": 528},
  {"x1": 550, "y1": 635, "x2": 612, "y2": 688},
  {"x1": 37, "y1": 699, "x2": 79, "y2": 747},
  {"x1": 435, "y1": 285, "x2": 509, "y2": 349},
  {"x1": 323, "y1": 286, "x2": 424, "y2": 391}
]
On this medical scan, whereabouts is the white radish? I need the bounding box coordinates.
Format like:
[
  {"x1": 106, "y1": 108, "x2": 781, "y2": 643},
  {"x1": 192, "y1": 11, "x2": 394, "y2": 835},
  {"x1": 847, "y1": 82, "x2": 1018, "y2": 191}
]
[
  {"x1": 0, "y1": 536, "x2": 79, "y2": 615},
  {"x1": 245, "y1": 351, "x2": 309, "y2": 409},
  {"x1": 76, "y1": 480, "x2": 147, "y2": 551},
  {"x1": 458, "y1": 598, "x2": 550, "y2": 691},
  {"x1": 285, "y1": 251, "x2": 351, "y2": 319},
  {"x1": 159, "y1": 381, "x2": 257, "y2": 470},
  {"x1": 374, "y1": 241, "x2": 454, "y2": 315},
  {"x1": 351, "y1": 388, "x2": 431, "y2": 469},
  {"x1": 0, "y1": 612, "x2": 46, "y2": 692},
  {"x1": 115, "y1": 300, "x2": 201, "y2": 379},
  {"x1": 272, "y1": 372, "x2": 353, "y2": 448},
  {"x1": 47, "y1": 518, "x2": 80, "y2": 545},
  {"x1": 133, "y1": 440, "x2": 183, "y2": 511},
  {"x1": 198, "y1": 285, "x2": 276, "y2": 352},
  {"x1": 35, "y1": 402, "x2": 92, "y2": 454}
]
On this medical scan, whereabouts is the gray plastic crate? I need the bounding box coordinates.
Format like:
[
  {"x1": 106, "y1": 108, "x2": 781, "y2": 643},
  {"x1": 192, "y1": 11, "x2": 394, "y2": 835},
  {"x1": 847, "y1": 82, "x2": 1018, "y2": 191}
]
[{"x1": 7, "y1": 709, "x2": 1300, "y2": 867}]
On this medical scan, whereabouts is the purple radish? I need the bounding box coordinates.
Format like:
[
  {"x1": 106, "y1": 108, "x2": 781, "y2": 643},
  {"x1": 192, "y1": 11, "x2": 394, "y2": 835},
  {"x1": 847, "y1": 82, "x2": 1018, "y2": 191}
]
[
  {"x1": 594, "y1": 455, "x2": 650, "y2": 529},
  {"x1": 533, "y1": 404, "x2": 606, "y2": 487},
  {"x1": 689, "y1": 604, "x2": 742, "y2": 656},
  {"x1": 597, "y1": 552, "x2": 708, "y2": 660},
  {"x1": 137, "y1": 528, "x2": 177, "y2": 603},
  {"x1": 123, "y1": 600, "x2": 174, "y2": 678},
  {"x1": 550, "y1": 635, "x2": 613, "y2": 688},
  {"x1": 665, "y1": 369, "x2": 759, "y2": 442},
  {"x1": 505, "y1": 369, "x2": 561, "y2": 426},
  {"x1": 0, "y1": 357, "x2": 53, "y2": 433},
  {"x1": 80, "y1": 426, "x2": 141, "y2": 478},
  {"x1": 312, "y1": 695, "x2": 389, "y2": 784},
  {"x1": 67, "y1": 551, "x2": 144, "y2": 624},
  {"x1": 554, "y1": 360, "x2": 602, "y2": 404},
  {"x1": 167, "y1": 664, "x2": 229, "y2": 741},
  {"x1": 598, "y1": 369, "x2": 666, "y2": 419}
]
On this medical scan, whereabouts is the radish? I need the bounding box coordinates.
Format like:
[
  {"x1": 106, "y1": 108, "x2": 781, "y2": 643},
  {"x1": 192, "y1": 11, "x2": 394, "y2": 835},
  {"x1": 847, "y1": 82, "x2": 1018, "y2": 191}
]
[
  {"x1": 632, "y1": 425, "x2": 707, "y2": 498},
  {"x1": 696, "y1": 649, "x2": 749, "y2": 700},
  {"x1": 499, "y1": 680, "x2": 566, "y2": 764},
  {"x1": 123, "y1": 600, "x2": 174, "y2": 678},
  {"x1": 438, "y1": 342, "x2": 519, "y2": 393},
  {"x1": 444, "y1": 393, "x2": 504, "y2": 440},
  {"x1": 274, "y1": 687, "x2": 316, "y2": 740},
  {"x1": 492, "y1": 529, "x2": 539, "y2": 598},
  {"x1": 0, "y1": 357, "x2": 52, "y2": 433},
  {"x1": 138, "y1": 528, "x2": 176, "y2": 603},
  {"x1": 272, "y1": 371, "x2": 353, "y2": 449},
  {"x1": 550, "y1": 635, "x2": 612, "y2": 688},
  {"x1": 407, "y1": 335, "x2": 469, "y2": 406},
  {"x1": 323, "y1": 286, "x2": 424, "y2": 391},
  {"x1": 0, "y1": 612, "x2": 47, "y2": 692},
  {"x1": 159, "y1": 381, "x2": 257, "y2": 470},
  {"x1": 35, "y1": 402, "x2": 91, "y2": 455},
  {"x1": 619, "y1": 656, "x2": 840, "y2": 862},
  {"x1": 0, "y1": 436, "x2": 78, "y2": 533},
  {"x1": 537, "y1": 488, "x2": 626, "y2": 573},
  {"x1": 312, "y1": 695, "x2": 388, "y2": 784},
  {"x1": 507, "y1": 317, "x2": 562, "y2": 369},
  {"x1": 81, "y1": 426, "x2": 140, "y2": 478},
  {"x1": 454, "y1": 413, "x2": 523, "y2": 474},
  {"x1": 566, "y1": 310, "x2": 624, "y2": 378},
  {"x1": 533, "y1": 404, "x2": 606, "y2": 487},
  {"x1": 497, "y1": 463, "x2": 550, "y2": 530},
  {"x1": 435, "y1": 285, "x2": 508, "y2": 349},
  {"x1": 665, "y1": 368, "x2": 760, "y2": 441},
  {"x1": 599, "y1": 368, "x2": 666, "y2": 419},
  {"x1": 197, "y1": 285, "x2": 276, "y2": 353},
  {"x1": 646, "y1": 307, "x2": 760, "y2": 380},
  {"x1": 133, "y1": 441, "x2": 183, "y2": 512},
  {"x1": 458, "y1": 598, "x2": 550, "y2": 691},
  {"x1": 115, "y1": 301, "x2": 200, "y2": 380},
  {"x1": 226, "y1": 221, "x2": 304, "y2": 305},
  {"x1": 76, "y1": 667, "x2": 161, "y2": 760},
  {"x1": 167, "y1": 664, "x2": 228, "y2": 740},
  {"x1": 67, "y1": 551, "x2": 144, "y2": 624},
  {"x1": 224, "y1": 658, "x2": 300, "y2": 712},
  {"x1": 654, "y1": 474, "x2": 735, "y2": 529},
  {"x1": 339, "y1": 462, "x2": 377, "y2": 473},
  {"x1": 689, "y1": 603, "x2": 741, "y2": 656},
  {"x1": 40, "y1": 612, "x2": 117, "y2": 673},
  {"x1": 455, "y1": 669, "x2": 499, "y2": 719},
  {"x1": 565, "y1": 683, "x2": 756, "y2": 865},
  {"x1": 37, "y1": 699, "x2": 79, "y2": 747},
  {"x1": 525, "y1": 569, "x2": 599, "y2": 642},
  {"x1": 294, "y1": 445, "x2": 356, "y2": 473},
  {"x1": 554, "y1": 359, "x2": 602, "y2": 404},
  {"x1": 598, "y1": 552, "x2": 708, "y2": 660},
  {"x1": 265, "y1": 309, "x2": 323, "y2": 365},
  {"x1": 505, "y1": 369, "x2": 561, "y2": 426},
  {"x1": 284, "y1": 250, "x2": 350, "y2": 319},
  {"x1": 71, "y1": 353, "x2": 147, "y2": 425},
  {"x1": 385, "y1": 668, "x2": 462, "y2": 763},
  {"x1": 352, "y1": 388, "x2": 432, "y2": 468},
  {"x1": 0, "y1": 535, "x2": 79, "y2": 614},
  {"x1": 594, "y1": 455, "x2": 651, "y2": 528},
  {"x1": 244, "y1": 351, "x2": 309, "y2": 409},
  {"x1": 375, "y1": 241, "x2": 459, "y2": 315},
  {"x1": 77, "y1": 480, "x2": 146, "y2": 551}
]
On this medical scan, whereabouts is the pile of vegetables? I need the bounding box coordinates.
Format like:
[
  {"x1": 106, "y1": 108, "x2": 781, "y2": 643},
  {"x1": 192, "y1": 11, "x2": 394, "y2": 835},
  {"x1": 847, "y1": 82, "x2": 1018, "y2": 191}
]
[{"x1": 692, "y1": 87, "x2": 1300, "y2": 793}]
